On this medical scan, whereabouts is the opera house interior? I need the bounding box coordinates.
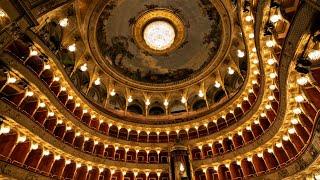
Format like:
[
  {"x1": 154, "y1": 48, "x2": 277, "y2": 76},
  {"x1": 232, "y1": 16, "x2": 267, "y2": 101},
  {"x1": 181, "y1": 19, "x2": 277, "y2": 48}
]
[{"x1": 0, "y1": 0, "x2": 320, "y2": 179}]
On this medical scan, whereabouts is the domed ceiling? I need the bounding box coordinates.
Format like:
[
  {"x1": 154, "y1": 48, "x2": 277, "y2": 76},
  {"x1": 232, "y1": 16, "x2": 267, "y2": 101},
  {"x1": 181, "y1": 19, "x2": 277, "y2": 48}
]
[{"x1": 95, "y1": 0, "x2": 222, "y2": 84}]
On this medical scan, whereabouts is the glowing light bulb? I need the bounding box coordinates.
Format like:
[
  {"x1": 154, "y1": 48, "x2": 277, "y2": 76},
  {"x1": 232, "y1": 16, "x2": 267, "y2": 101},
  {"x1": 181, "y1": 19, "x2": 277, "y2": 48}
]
[
  {"x1": 39, "y1": 102, "x2": 46, "y2": 108},
  {"x1": 270, "y1": 14, "x2": 281, "y2": 23},
  {"x1": 276, "y1": 142, "x2": 282, "y2": 148},
  {"x1": 253, "y1": 70, "x2": 260, "y2": 75},
  {"x1": 247, "y1": 157, "x2": 252, "y2": 162},
  {"x1": 110, "y1": 89, "x2": 116, "y2": 96},
  {"x1": 145, "y1": 99, "x2": 150, "y2": 106},
  {"x1": 48, "y1": 112, "x2": 55, "y2": 117},
  {"x1": 25, "y1": 91, "x2": 34, "y2": 97},
  {"x1": 269, "y1": 72, "x2": 277, "y2": 79},
  {"x1": 249, "y1": 33, "x2": 254, "y2": 39},
  {"x1": 53, "y1": 76, "x2": 60, "y2": 82},
  {"x1": 163, "y1": 99, "x2": 169, "y2": 106},
  {"x1": 269, "y1": 84, "x2": 276, "y2": 90},
  {"x1": 43, "y1": 150, "x2": 50, "y2": 156},
  {"x1": 228, "y1": 67, "x2": 235, "y2": 75},
  {"x1": 59, "y1": 18, "x2": 69, "y2": 27},
  {"x1": 7, "y1": 77, "x2": 17, "y2": 84},
  {"x1": 268, "y1": 95, "x2": 275, "y2": 101},
  {"x1": 266, "y1": 40, "x2": 276, "y2": 47},
  {"x1": 308, "y1": 50, "x2": 320, "y2": 61},
  {"x1": 237, "y1": 50, "x2": 245, "y2": 58},
  {"x1": 43, "y1": 64, "x2": 51, "y2": 70},
  {"x1": 80, "y1": 63, "x2": 87, "y2": 72},
  {"x1": 31, "y1": 143, "x2": 38, "y2": 150},
  {"x1": 198, "y1": 90, "x2": 204, "y2": 97},
  {"x1": 126, "y1": 95, "x2": 133, "y2": 103},
  {"x1": 257, "y1": 153, "x2": 263, "y2": 158},
  {"x1": 0, "y1": 9, "x2": 7, "y2": 17},
  {"x1": 60, "y1": 87, "x2": 67, "y2": 91},
  {"x1": 68, "y1": 43, "x2": 76, "y2": 52},
  {"x1": 179, "y1": 163, "x2": 185, "y2": 172},
  {"x1": 94, "y1": 78, "x2": 101, "y2": 85},
  {"x1": 268, "y1": 148, "x2": 274, "y2": 153},
  {"x1": 297, "y1": 76, "x2": 308, "y2": 86},
  {"x1": 295, "y1": 95, "x2": 304, "y2": 103},
  {"x1": 291, "y1": 118, "x2": 299, "y2": 125},
  {"x1": 288, "y1": 128, "x2": 296, "y2": 134},
  {"x1": 66, "y1": 160, "x2": 71, "y2": 164},
  {"x1": 214, "y1": 81, "x2": 221, "y2": 88},
  {"x1": 293, "y1": 107, "x2": 302, "y2": 114},
  {"x1": 29, "y1": 50, "x2": 38, "y2": 56},
  {"x1": 253, "y1": 59, "x2": 259, "y2": 64},
  {"x1": 245, "y1": 15, "x2": 253, "y2": 22},
  {"x1": 282, "y1": 135, "x2": 289, "y2": 141},
  {"x1": 181, "y1": 97, "x2": 187, "y2": 104}
]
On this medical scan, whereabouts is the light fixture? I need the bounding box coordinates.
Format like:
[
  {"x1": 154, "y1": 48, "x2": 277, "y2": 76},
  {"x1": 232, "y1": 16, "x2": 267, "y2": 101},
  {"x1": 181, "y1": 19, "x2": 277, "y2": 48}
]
[
  {"x1": 43, "y1": 150, "x2": 50, "y2": 156},
  {"x1": 143, "y1": 21, "x2": 175, "y2": 50},
  {"x1": 254, "y1": 120, "x2": 260, "y2": 124},
  {"x1": 253, "y1": 59, "x2": 259, "y2": 64},
  {"x1": 245, "y1": 15, "x2": 253, "y2": 22},
  {"x1": 181, "y1": 96, "x2": 187, "y2": 104},
  {"x1": 68, "y1": 43, "x2": 76, "y2": 52},
  {"x1": 265, "y1": 104, "x2": 272, "y2": 109},
  {"x1": 237, "y1": 131, "x2": 242, "y2": 136},
  {"x1": 237, "y1": 50, "x2": 245, "y2": 58},
  {"x1": 88, "y1": 165, "x2": 93, "y2": 171},
  {"x1": 179, "y1": 163, "x2": 185, "y2": 172},
  {"x1": 267, "y1": 58, "x2": 276, "y2": 65},
  {"x1": 83, "y1": 109, "x2": 88, "y2": 113},
  {"x1": 246, "y1": 125, "x2": 251, "y2": 131},
  {"x1": 127, "y1": 96, "x2": 133, "y2": 103},
  {"x1": 276, "y1": 142, "x2": 282, "y2": 148},
  {"x1": 145, "y1": 99, "x2": 151, "y2": 106},
  {"x1": 228, "y1": 67, "x2": 235, "y2": 75},
  {"x1": 110, "y1": 89, "x2": 116, "y2": 96},
  {"x1": 252, "y1": 47, "x2": 257, "y2": 52},
  {"x1": 29, "y1": 50, "x2": 38, "y2": 56},
  {"x1": 163, "y1": 99, "x2": 169, "y2": 107},
  {"x1": 75, "y1": 103, "x2": 80, "y2": 107},
  {"x1": 43, "y1": 64, "x2": 51, "y2": 70},
  {"x1": 68, "y1": 95, "x2": 73, "y2": 100},
  {"x1": 249, "y1": 33, "x2": 254, "y2": 39},
  {"x1": 38, "y1": 102, "x2": 46, "y2": 108},
  {"x1": 291, "y1": 118, "x2": 299, "y2": 125},
  {"x1": 267, "y1": 148, "x2": 274, "y2": 153},
  {"x1": 266, "y1": 40, "x2": 276, "y2": 47},
  {"x1": 94, "y1": 78, "x2": 101, "y2": 85},
  {"x1": 17, "y1": 135, "x2": 27, "y2": 143},
  {"x1": 296, "y1": 76, "x2": 308, "y2": 86},
  {"x1": 57, "y1": 120, "x2": 63, "y2": 124},
  {"x1": 60, "y1": 87, "x2": 67, "y2": 91},
  {"x1": 282, "y1": 135, "x2": 289, "y2": 141},
  {"x1": 214, "y1": 81, "x2": 221, "y2": 88},
  {"x1": 48, "y1": 112, "x2": 55, "y2": 117},
  {"x1": 59, "y1": 18, "x2": 69, "y2": 27},
  {"x1": 66, "y1": 126, "x2": 72, "y2": 131},
  {"x1": 25, "y1": 91, "x2": 34, "y2": 97},
  {"x1": 76, "y1": 163, "x2": 82, "y2": 169},
  {"x1": 54, "y1": 155, "x2": 61, "y2": 160},
  {"x1": 253, "y1": 69, "x2": 260, "y2": 75},
  {"x1": 80, "y1": 63, "x2": 88, "y2": 72},
  {"x1": 7, "y1": 77, "x2": 17, "y2": 84},
  {"x1": 75, "y1": 132, "x2": 81, "y2": 137},
  {"x1": 257, "y1": 153, "x2": 263, "y2": 158},
  {"x1": 288, "y1": 128, "x2": 296, "y2": 134},
  {"x1": 268, "y1": 95, "x2": 275, "y2": 101},
  {"x1": 0, "y1": 9, "x2": 7, "y2": 17},
  {"x1": 308, "y1": 49, "x2": 320, "y2": 61},
  {"x1": 53, "y1": 76, "x2": 60, "y2": 82},
  {"x1": 269, "y1": 84, "x2": 277, "y2": 90},
  {"x1": 269, "y1": 72, "x2": 277, "y2": 79},
  {"x1": 293, "y1": 107, "x2": 302, "y2": 114},
  {"x1": 270, "y1": 14, "x2": 281, "y2": 23},
  {"x1": 0, "y1": 125, "x2": 10, "y2": 135},
  {"x1": 295, "y1": 95, "x2": 304, "y2": 103},
  {"x1": 247, "y1": 157, "x2": 252, "y2": 162},
  {"x1": 198, "y1": 90, "x2": 204, "y2": 98},
  {"x1": 66, "y1": 160, "x2": 71, "y2": 165}
]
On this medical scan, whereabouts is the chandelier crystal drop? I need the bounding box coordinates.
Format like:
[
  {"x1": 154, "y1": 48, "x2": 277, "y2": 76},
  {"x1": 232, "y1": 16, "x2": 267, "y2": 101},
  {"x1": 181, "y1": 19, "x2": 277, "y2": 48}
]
[{"x1": 143, "y1": 21, "x2": 175, "y2": 51}]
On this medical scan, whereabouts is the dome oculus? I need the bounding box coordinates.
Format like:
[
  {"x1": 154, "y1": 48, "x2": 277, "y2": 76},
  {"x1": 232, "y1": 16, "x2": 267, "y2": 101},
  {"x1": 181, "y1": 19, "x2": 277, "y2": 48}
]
[{"x1": 143, "y1": 21, "x2": 176, "y2": 50}]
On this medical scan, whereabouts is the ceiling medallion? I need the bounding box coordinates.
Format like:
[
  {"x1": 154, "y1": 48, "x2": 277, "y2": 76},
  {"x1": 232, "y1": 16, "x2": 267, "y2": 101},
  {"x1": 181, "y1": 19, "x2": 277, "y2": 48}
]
[{"x1": 133, "y1": 9, "x2": 185, "y2": 55}]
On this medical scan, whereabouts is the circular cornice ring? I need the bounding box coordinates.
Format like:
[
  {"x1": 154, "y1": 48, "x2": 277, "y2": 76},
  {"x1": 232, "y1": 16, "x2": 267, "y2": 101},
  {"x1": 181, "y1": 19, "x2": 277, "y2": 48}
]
[{"x1": 87, "y1": 0, "x2": 233, "y2": 91}]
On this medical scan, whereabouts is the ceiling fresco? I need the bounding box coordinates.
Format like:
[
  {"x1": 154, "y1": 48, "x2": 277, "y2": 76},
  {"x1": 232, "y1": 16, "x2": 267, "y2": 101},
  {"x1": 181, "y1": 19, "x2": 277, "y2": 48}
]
[{"x1": 96, "y1": 0, "x2": 222, "y2": 84}]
